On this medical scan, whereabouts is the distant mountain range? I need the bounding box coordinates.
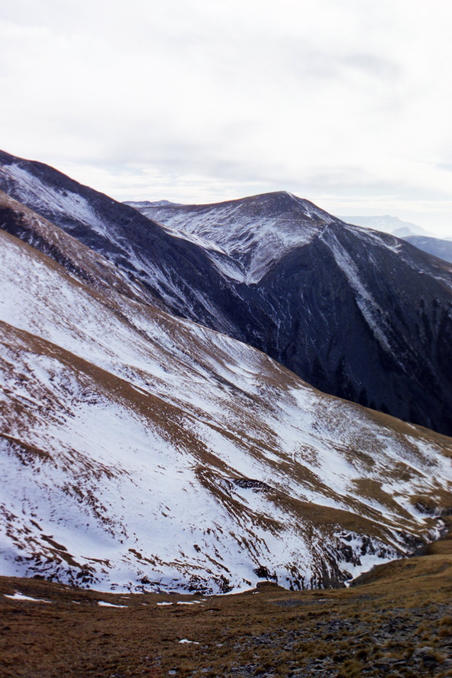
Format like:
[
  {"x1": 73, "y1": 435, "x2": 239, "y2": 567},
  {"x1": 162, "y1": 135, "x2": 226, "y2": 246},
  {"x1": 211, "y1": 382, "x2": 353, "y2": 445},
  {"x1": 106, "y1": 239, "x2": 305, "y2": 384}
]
[
  {"x1": 404, "y1": 235, "x2": 452, "y2": 264},
  {"x1": 340, "y1": 214, "x2": 429, "y2": 238},
  {"x1": 342, "y1": 215, "x2": 452, "y2": 264},
  {"x1": 1, "y1": 165, "x2": 451, "y2": 592},
  {"x1": 1, "y1": 150, "x2": 451, "y2": 437}
]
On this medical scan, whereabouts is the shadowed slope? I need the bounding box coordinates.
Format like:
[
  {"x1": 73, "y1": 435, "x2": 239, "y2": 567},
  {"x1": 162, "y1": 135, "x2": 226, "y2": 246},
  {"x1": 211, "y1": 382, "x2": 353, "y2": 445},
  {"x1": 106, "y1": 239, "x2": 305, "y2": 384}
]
[
  {"x1": 1, "y1": 150, "x2": 452, "y2": 434},
  {"x1": 131, "y1": 195, "x2": 452, "y2": 435}
]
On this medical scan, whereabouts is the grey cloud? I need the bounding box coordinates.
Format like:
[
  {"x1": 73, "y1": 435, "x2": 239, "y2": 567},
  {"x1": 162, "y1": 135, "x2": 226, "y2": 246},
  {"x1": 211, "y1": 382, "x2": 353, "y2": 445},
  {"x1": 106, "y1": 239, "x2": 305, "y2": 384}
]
[
  {"x1": 342, "y1": 53, "x2": 400, "y2": 79},
  {"x1": 296, "y1": 170, "x2": 452, "y2": 202},
  {"x1": 1, "y1": 0, "x2": 451, "y2": 235},
  {"x1": 437, "y1": 162, "x2": 452, "y2": 172}
]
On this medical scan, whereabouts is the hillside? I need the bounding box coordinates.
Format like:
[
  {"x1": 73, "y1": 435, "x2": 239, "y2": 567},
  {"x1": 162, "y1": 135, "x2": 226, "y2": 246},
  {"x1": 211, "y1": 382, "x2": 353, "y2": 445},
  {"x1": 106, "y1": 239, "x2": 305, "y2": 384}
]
[
  {"x1": 1, "y1": 151, "x2": 452, "y2": 435},
  {"x1": 1, "y1": 205, "x2": 451, "y2": 592}
]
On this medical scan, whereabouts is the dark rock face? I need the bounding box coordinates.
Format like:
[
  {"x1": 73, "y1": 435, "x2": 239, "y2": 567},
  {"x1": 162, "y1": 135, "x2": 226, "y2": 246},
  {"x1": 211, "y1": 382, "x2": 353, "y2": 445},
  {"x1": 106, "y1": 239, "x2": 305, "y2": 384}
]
[
  {"x1": 253, "y1": 223, "x2": 452, "y2": 434},
  {"x1": 1, "y1": 149, "x2": 452, "y2": 435}
]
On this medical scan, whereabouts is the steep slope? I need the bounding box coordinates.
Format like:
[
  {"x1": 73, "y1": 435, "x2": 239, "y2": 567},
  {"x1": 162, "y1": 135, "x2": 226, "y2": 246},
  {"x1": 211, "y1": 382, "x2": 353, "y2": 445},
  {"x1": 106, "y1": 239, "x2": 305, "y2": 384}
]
[
  {"x1": 405, "y1": 234, "x2": 452, "y2": 264},
  {"x1": 0, "y1": 150, "x2": 251, "y2": 337},
  {"x1": 1, "y1": 226, "x2": 451, "y2": 593},
  {"x1": 0, "y1": 190, "x2": 156, "y2": 304},
  {"x1": 1, "y1": 150, "x2": 452, "y2": 436},
  {"x1": 129, "y1": 196, "x2": 452, "y2": 436},
  {"x1": 126, "y1": 192, "x2": 332, "y2": 284}
]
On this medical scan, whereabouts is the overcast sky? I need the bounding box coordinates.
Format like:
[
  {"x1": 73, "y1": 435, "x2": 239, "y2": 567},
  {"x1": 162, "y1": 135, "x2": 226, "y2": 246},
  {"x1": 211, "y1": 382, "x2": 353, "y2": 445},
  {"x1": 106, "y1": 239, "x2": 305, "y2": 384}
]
[{"x1": 1, "y1": 0, "x2": 451, "y2": 236}]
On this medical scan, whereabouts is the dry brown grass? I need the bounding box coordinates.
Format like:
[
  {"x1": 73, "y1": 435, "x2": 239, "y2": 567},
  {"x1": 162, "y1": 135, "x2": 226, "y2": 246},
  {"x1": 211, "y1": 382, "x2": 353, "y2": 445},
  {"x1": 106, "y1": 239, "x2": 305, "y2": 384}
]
[{"x1": 0, "y1": 522, "x2": 451, "y2": 677}]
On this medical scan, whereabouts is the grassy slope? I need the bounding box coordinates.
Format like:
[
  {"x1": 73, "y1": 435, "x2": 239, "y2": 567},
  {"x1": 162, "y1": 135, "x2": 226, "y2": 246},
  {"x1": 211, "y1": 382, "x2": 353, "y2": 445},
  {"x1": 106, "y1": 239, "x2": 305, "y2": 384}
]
[
  {"x1": 2, "y1": 227, "x2": 451, "y2": 592},
  {"x1": 0, "y1": 519, "x2": 451, "y2": 677}
]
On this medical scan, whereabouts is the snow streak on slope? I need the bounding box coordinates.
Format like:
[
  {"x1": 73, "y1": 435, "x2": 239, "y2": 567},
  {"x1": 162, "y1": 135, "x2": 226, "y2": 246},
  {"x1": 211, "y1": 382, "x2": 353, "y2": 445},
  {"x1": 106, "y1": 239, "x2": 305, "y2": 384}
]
[
  {"x1": 127, "y1": 192, "x2": 335, "y2": 283},
  {"x1": 338, "y1": 223, "x2": 452, "y2": 292},
  {"x1": 320, "y1": 227, "x2": 395, "y2": 355},
  {"x1": 1, "y1": 229, "x2": 451, "y2": 593},
  {"x1": 0, "y1": 190, "x2": 154, "y2": 304},
  {"x1": 1, "y1": 164, "x2": 109, "y2": 236},
  {"x1": 2, "y1": 150, "x2": 451, "y2": 436}
]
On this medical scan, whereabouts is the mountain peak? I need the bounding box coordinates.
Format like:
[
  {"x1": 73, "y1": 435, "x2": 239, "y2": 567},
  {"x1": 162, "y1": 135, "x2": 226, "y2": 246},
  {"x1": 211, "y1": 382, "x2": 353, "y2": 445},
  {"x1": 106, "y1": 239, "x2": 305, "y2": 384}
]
[
  {"x1": 128, "y1": 191, "x2": 337, "y2": 284},
  {"x1": 2, "y1": 149, "x2": 451, "y2": 436}
]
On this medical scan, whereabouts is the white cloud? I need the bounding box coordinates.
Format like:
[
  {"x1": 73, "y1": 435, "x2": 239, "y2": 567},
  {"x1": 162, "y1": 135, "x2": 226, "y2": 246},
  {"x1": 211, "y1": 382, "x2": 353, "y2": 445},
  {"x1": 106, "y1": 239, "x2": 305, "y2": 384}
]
[{"x1": 1, "y1": 0, "x2": 451, "y2": 236}]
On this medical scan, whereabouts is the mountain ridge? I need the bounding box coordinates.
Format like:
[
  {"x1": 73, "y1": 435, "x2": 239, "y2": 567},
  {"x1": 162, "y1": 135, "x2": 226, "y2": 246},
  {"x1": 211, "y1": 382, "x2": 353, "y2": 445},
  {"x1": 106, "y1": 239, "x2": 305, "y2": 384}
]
[
  {"x1": 1, "y1": 149, "x2": 452, "y2": 437},
  {"x1": 126, "y1": 190, "x2": 338, "y2": 284},
  {"x1": 128, "y1": 190, "x2": 452, "y2": 435}
]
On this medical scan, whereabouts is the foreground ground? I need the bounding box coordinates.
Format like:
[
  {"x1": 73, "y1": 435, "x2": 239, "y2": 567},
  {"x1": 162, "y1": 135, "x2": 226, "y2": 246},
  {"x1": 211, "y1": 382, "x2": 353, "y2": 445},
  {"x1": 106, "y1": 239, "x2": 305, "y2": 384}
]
[{"x1": 0, "y1": 521, "x2": 451, "y2": 678}]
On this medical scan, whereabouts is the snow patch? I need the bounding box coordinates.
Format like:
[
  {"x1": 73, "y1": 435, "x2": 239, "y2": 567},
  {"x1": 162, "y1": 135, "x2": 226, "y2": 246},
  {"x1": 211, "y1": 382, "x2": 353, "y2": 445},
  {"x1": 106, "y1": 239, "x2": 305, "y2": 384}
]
[{"x1": 4, "y1": 592, "x2": 51, "y2": 603}]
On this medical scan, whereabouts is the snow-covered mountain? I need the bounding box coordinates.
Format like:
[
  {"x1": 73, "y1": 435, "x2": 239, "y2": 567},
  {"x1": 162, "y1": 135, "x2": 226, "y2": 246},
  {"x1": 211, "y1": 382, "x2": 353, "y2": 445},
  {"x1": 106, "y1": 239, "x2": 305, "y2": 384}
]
[
  {"x1": 1, "y1": 150, "x2": 452, "y2": 439},
  {"x1": 0, "y1": 150, "x2": 243, "y2": 336},
  {"x1": 127, "y1": 195, "x2": 452, "y2": 437},
  {"x1": 126, "y1": 193, "x2": 335, "y2": 284},
  {"x1": 1, "y1": 197, "x2": 451, "y2": 593}
]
